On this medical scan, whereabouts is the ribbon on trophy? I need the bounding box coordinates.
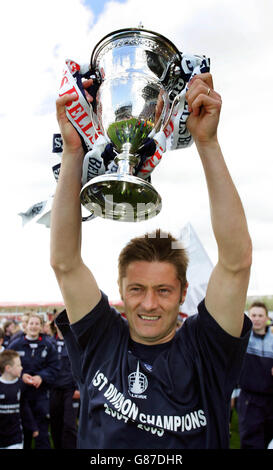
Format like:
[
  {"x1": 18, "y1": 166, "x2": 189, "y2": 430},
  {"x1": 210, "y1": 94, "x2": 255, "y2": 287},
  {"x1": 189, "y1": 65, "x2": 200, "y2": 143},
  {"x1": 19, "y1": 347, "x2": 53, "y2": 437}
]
[{"x1": 19, "y1": 51, "x2": 210, "y2": 227}]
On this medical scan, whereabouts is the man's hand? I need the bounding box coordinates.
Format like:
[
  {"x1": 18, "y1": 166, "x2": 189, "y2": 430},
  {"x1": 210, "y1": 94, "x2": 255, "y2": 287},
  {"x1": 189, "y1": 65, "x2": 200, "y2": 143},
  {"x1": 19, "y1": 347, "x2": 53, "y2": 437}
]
[
  {"x1": 22, "y1": 373, "x2": 34, "y2": 385},
  {"x1": 22, "y1": 374, "x2": 42, "y2": 388},
  {"x1": 186, "y1": 73, "x2": 222, "y2": 146},
  {"x1": 73, "y1": 390, "x2": 80, "y2": 400},
  {"x1": 31, "y1": 375, "x2": 43, "y2": 388},
  {"x1": 56, "y1": 78, "x2": 94, "y2": 155}
]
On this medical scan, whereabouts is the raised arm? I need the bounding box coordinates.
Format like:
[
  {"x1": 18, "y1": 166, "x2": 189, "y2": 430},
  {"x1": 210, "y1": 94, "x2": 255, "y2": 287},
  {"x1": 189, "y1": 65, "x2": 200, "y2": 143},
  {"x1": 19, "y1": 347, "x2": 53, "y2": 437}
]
[
  {"x1": 186, "y1": 74, "x2": 252, "y2": 337},
  {"x1": 50, "y1": 82, "x2": 101, "y2": 324}
]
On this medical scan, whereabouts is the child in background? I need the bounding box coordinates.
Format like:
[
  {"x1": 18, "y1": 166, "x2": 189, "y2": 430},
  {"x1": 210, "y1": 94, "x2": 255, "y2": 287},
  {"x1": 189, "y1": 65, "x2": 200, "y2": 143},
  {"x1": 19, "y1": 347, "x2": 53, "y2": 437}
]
[{"x1": 0, "y1": 349, "x2": 38, "y2": 449}]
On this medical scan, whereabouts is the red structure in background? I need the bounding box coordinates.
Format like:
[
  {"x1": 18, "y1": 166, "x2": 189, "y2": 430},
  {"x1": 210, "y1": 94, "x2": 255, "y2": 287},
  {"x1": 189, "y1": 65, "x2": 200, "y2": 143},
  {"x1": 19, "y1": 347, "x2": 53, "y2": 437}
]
[
  {"x1": 0, "y1": 300, "x2": 188, "y2": 325},
  {"x1": 0, "y1": 299, "x2": 126, "y2": 323}
]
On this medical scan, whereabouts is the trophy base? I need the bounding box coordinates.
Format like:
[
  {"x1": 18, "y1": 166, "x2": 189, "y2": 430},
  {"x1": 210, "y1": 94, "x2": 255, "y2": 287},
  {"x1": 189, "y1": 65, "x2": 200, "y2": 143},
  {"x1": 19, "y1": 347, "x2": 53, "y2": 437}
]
[{"x1": 80, "y1": 174, "x2": 162, "y2": 222}]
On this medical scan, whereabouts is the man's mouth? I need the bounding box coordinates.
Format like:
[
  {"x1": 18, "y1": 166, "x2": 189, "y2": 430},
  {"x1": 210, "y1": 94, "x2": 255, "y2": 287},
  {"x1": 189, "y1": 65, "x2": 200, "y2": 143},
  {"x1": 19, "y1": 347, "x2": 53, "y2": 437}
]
[{"x1": 138, "y1": 314, "x2": 160, "y2": 321}]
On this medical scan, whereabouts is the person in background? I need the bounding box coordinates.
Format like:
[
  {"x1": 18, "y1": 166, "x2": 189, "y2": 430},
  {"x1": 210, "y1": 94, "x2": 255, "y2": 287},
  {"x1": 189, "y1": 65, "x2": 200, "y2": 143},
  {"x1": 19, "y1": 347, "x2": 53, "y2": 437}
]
[
  {"x1": 237, "y1": 300, "x2": 273, "y2": 448},
  {"x1": 8, "y1": 314, "x2": 59, "y2": 449},
  {"x1": 20, "y1": 313, "x2": 31, "y2": 334},
  {"x1": 0, "y1": 349, "x2": 38, "y2": 449},
  {"x1": 3, "y1": 320, "x2": 18, "y2": 347},
  {"x1": 49, "y1": 321, "x2": 78, "y2": 449},
  {"x1": 10, "y1": 321, "x2": 22, "y2": 342},
  {"x1": 54, "y1": 311, "x2": 86, "y2": 444},
  {"x1": 0, "y1": 328, "x2": 5, "y2": 353},
  {"x1": 42, "y1": 320, "x2": 54, "y2": 338}
]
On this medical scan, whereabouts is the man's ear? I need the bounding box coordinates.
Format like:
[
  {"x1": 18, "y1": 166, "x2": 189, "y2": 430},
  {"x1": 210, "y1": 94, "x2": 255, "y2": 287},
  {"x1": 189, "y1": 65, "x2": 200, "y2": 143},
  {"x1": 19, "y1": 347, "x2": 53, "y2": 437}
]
[
  {"x1": 180, "y1": 282, "x2": 189, "y2": 304},
  {"x1": 118, "y1": 278, "x2": 124, "y2": 301}
]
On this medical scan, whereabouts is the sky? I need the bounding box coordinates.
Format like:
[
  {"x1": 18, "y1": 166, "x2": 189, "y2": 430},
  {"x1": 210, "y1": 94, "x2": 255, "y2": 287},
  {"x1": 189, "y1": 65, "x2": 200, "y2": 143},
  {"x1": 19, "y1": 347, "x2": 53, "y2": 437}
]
[{"x1": 0, "y1": 0, "x2": 273, "y2": 304}]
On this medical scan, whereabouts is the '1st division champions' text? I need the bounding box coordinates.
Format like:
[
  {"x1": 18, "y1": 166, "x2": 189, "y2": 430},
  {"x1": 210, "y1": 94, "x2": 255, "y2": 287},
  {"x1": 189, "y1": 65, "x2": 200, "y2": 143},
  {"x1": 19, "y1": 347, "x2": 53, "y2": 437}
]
[{"x1": 92, "y1": 370, "x2": 207, "y2": 436}]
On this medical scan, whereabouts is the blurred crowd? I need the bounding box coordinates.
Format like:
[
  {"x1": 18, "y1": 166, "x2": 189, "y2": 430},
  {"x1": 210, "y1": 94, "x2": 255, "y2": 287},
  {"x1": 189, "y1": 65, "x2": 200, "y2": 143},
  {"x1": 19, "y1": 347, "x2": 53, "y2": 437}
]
[
  {"x1": 0, "y1": 302, "x2": 272, "y2": 450},
  {"x1": 0, "y1": 312, "x2": 79, "y2": 449}
]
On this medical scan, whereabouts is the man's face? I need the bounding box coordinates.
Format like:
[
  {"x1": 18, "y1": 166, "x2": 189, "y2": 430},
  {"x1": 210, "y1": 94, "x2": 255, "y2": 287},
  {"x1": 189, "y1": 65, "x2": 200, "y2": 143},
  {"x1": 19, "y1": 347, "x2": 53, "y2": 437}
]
[
  {"x1": 26, "y1": 317, "x2": 42, "y2": 338},
  {"x1": 249, "y1": 306, "x2": 268, "y2": 334},
  {"x1": 120, "y1": 261, "x2": 187, "y2": 345}
]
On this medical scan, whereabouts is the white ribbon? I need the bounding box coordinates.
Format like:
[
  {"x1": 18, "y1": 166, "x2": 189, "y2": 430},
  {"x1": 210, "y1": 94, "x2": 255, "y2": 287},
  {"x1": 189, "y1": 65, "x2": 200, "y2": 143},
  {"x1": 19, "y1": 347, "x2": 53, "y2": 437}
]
[
  {"x1": 59, "y1": 59, "x2": 104, "y2": 151},
  {"x1": 166, "y1": 54, "x2": 211, "y2": 151}
]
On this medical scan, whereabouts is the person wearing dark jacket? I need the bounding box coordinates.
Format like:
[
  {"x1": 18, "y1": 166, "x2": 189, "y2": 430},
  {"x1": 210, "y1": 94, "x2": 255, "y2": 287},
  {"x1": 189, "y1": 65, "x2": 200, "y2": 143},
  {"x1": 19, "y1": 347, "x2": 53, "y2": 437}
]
[
  {"x1": 238, "y1": 301, "x2": 273, "y2": 448},
  {"x1": 0, "y1": 349, "x2": 38, "y2": 449},
  {"x1": 8, "y1": 314, "x2": 59, "y2": 449},
  {"x1": 49, "y1": 320, "x2": 79, "y2": 449},
  {"x1": 54, "y1": 310, "x2": 89, "y2": 449}
]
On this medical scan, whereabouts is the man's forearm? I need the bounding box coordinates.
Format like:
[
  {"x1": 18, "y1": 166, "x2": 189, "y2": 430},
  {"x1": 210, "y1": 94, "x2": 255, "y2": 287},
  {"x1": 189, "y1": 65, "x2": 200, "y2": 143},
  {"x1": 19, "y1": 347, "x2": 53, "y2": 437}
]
[
  {"x1": 196, "y1": 139, "x2": 252, "y2": 271},
  {"x1": 50, "y1": 149, "x2": 84, "y2": 272}
]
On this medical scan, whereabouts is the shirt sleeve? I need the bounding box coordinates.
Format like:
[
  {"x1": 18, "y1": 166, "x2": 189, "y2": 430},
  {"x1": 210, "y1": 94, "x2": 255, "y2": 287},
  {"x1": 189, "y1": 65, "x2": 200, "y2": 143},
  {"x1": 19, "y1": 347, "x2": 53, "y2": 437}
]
[
  {"x1": 55, "y1": 309, "x2": 71, "y2": 336},
  {"x1": 197, "y1": 299, "x2": 252, "y2": 346},
  {"x1": 70, "y1": 291, "x2": 128, "y2": 360},
  {"x1": 182, "y1": 299, "x2": 252, "y2": 398}
]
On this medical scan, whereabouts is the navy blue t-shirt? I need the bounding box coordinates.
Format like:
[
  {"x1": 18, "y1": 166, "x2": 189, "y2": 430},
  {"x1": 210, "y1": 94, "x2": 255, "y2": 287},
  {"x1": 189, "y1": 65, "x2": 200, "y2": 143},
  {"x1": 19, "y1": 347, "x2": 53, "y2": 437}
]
[
  {"x1": 0, "y1": 377, "x2": 36, "y2": 448},
  {"x1": 71, "y1": 292, "x2": 251, "y2": 449}
]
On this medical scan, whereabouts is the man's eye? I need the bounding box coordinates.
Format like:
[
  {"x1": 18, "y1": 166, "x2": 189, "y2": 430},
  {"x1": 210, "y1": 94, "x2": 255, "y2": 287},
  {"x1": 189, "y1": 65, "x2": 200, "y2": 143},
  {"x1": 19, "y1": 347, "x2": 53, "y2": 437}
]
[{"x1": 158, "y1": 289, "x2": 169, "y2": 294}]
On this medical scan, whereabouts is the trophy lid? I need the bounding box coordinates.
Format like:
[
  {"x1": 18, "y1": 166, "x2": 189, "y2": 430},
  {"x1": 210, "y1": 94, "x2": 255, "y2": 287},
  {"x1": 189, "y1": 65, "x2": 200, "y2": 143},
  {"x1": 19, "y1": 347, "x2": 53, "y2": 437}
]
[{"x1": 90, "y1": 27, "x2": 182, "y2": 70}]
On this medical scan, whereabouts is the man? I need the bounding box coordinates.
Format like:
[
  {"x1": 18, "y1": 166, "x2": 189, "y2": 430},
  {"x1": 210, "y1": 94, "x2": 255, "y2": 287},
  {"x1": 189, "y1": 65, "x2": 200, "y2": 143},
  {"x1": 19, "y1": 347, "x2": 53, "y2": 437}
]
[
  {"x1": 237, "y1": 301, "x2": 273, "y2": 448},
  {"x1": 50, "y1": 73, "x2": 252, "y2": 448}
]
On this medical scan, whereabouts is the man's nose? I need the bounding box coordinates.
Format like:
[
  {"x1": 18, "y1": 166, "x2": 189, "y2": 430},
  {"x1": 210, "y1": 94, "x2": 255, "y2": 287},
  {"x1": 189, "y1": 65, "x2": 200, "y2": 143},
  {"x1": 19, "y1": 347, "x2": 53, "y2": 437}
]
[{"x1": 141, "y1": 290, "x2": 158, "y2": 310}]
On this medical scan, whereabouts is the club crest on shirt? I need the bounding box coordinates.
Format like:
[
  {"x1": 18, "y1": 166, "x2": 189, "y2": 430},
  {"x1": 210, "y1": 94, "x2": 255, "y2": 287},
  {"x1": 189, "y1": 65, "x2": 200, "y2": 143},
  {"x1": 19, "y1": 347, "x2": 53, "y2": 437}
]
[{"x1": 128, "y1": 361, "x2": 148, "y2": 399}]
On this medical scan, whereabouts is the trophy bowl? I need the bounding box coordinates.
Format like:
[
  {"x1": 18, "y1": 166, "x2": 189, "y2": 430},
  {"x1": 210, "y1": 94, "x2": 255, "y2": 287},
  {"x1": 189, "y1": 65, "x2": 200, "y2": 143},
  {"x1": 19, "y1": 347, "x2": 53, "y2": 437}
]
[{"x1": 80, "y1": 27, "x2": 182, "y2": 222}]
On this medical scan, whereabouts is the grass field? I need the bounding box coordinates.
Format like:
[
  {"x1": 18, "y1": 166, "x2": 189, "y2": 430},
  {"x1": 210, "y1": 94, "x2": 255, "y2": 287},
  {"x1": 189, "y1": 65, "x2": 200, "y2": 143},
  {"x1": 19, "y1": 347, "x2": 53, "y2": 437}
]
[{"x1": 230, "y1": 409, "x2": 241, "y2": 449}]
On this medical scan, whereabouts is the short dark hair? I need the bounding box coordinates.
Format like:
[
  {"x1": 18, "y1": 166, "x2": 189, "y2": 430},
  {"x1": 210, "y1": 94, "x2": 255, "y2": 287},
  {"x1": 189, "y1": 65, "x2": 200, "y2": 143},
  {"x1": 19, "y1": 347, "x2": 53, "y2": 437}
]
[
  {"x1": 249, "y1": 300, "x2": 268, "y2": 316},
  {"x1": 0, "y1": 349, "x2": 20, "y2": 374},
  {"x1": 118, "y1": 229, "x2": 188, "y2": 289},
  {"x1": 3, "y1": 320, "x2": 16, "y2": 334}
]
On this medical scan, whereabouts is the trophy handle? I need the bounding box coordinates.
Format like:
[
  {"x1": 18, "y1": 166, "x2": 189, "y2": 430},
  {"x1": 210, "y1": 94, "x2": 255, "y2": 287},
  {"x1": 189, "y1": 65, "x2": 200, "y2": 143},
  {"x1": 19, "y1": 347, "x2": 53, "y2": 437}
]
[
  {"x1": 149, "y1": 92, "x2": 183, "y2": 139},
  {"x1": 162, "y1": 93, "x2": 183, "y2": 132}
]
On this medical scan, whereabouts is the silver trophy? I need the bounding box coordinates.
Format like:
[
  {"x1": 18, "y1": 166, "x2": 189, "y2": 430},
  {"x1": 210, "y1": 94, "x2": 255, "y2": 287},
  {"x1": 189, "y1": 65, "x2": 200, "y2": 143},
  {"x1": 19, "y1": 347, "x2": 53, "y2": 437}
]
[{"x1": 80, "y1": 27, "x2": 183, "y2": 222}]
